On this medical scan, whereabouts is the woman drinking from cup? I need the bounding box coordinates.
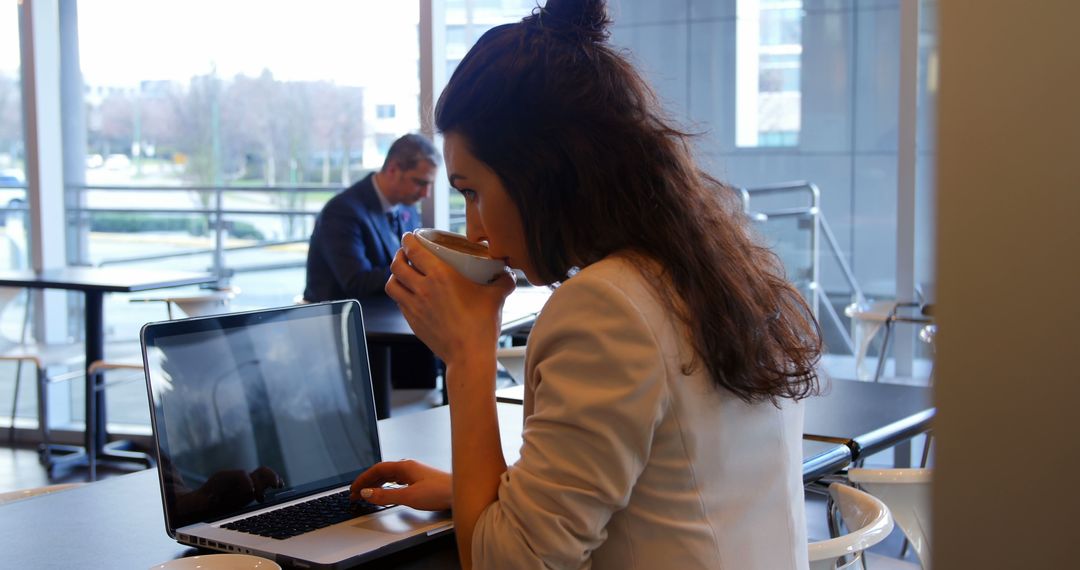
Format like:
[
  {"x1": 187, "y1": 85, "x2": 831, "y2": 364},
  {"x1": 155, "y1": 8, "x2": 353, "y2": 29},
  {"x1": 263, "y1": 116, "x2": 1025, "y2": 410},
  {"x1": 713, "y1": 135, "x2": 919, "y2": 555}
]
[{"x1": 351, "y1": 1, "x2": 821, "y2": 568}]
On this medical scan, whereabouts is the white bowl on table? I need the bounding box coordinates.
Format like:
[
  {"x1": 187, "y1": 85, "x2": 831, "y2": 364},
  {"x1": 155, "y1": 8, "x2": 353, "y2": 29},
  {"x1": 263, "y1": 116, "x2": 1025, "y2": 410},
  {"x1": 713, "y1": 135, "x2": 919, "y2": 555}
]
[{"x1": 150, "y1": 553, "x2": 281, "y2": 570}]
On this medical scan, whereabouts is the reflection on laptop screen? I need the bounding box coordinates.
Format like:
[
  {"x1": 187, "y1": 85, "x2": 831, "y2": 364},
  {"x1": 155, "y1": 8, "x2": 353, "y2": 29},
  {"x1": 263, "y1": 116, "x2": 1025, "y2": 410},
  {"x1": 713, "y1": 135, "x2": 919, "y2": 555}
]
[{"x1": 143, "y1": 301, "x2": 380, "y2": 529}]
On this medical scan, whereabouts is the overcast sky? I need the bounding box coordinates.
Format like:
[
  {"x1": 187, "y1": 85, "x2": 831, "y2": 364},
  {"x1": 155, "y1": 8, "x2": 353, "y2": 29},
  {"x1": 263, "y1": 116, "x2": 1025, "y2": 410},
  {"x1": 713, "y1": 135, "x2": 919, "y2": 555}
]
[{"x1": 1, "y1": 0, "x2": 419, "y2": 88}]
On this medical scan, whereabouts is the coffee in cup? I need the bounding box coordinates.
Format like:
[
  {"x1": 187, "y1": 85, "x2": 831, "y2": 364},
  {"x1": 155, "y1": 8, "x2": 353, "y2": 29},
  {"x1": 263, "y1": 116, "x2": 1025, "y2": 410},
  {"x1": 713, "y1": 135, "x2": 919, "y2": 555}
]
[{"x1": 412, "y1": 228, "x2": 507, "y2": 284}]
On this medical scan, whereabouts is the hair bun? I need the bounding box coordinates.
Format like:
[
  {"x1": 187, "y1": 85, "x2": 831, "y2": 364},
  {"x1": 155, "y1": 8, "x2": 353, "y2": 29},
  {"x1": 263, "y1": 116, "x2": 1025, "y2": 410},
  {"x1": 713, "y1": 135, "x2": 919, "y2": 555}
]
[{"x1": 538, "y1": 0, "x2": 611, "y2": 43}]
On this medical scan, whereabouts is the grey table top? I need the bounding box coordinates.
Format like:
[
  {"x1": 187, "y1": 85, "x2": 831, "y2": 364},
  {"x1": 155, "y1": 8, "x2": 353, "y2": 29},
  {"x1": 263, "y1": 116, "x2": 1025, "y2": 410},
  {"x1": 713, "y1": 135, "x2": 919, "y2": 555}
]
[
  {"x1": 0, "y1": 404, "x2": 523, "y2": 568},
  {"x1": 0, "y1": 266, "x2": 216, "y2": 293},
  {"x1": 0, "y1": 402, "x2": 847, "y2": 568},
  {"x1": 501, "y1": 377, "x2": 934, "y2": 463}
]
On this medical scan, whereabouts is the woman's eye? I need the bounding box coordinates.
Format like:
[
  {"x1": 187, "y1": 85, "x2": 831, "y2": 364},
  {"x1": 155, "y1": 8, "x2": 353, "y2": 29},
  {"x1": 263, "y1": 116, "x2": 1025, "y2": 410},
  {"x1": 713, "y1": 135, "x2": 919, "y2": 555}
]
[{"x1": 459, "y1": 189, "x2": 478, "y2": 202}]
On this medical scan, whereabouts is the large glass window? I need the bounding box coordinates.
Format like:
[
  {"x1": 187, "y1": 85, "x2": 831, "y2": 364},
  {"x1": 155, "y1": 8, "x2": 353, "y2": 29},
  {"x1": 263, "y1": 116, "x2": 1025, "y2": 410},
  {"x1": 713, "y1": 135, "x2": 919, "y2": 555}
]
[
  {"x1": 0, "y1": 2, "x2": 27, "y2": 271},
  {"x1": 3, "y1": 0, "x2": 938, "y2": 434},
  {"x1": 74, "y1": 1, "x2": 419, "y2": 291},
  {"x1": 736, "y1": 0, "x2": 803, "y2": 148},
  {"x1": 72, "y1": 1, "x2": 421, "y2": 425}
]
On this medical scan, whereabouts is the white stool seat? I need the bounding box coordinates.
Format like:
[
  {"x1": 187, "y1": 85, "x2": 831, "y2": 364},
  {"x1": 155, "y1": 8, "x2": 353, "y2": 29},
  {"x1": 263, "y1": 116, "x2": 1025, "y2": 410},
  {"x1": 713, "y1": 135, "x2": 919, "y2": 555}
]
[
  {"x1": 848, "y1": 468, "x2": 932, "y2": 569},
  {"x1": 808, "y1": 483, "x2": 894, "y2": 569}
]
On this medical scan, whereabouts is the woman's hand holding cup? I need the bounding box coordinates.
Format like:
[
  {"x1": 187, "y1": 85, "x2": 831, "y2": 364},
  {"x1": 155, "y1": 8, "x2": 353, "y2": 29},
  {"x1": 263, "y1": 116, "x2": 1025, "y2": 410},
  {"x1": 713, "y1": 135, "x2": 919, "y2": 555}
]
[{"x1": 386, "y1": 230, "x2": 515, "y2": 366}]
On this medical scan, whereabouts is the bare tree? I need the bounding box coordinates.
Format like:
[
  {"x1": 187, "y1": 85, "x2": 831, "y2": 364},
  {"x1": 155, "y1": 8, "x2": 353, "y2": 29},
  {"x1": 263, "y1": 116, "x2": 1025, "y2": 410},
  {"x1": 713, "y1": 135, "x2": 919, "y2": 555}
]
[
  {"x1": 0, "y1": 74, "x2": 22, "y2": 159},
  {"x1": 171, "y1": 72, "x2": 224, "y2": 214},
  {"x1": 98, "y1": 90, "x2": 135, "y2": 155}
]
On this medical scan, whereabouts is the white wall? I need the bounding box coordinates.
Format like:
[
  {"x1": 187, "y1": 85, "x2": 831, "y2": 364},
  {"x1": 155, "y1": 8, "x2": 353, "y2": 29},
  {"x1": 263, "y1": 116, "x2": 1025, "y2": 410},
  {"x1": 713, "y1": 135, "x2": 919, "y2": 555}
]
[{"x1": 933, "y1": 0, "x2": 1079, "y2": 566}]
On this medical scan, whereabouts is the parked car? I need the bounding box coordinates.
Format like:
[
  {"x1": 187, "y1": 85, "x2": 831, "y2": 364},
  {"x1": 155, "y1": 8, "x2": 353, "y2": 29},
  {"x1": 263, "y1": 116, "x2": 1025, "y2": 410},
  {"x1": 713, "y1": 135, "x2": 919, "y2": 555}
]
[{"x1": 0, "y1": 171, "x2": 27, "y2": 226}]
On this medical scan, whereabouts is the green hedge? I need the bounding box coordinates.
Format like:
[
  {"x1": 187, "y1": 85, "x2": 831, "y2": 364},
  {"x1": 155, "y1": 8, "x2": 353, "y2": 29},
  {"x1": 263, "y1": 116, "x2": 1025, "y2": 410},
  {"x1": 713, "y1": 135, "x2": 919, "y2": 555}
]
[{"x1": 89, "y1": 213, "x2": 265, "y2": 240}]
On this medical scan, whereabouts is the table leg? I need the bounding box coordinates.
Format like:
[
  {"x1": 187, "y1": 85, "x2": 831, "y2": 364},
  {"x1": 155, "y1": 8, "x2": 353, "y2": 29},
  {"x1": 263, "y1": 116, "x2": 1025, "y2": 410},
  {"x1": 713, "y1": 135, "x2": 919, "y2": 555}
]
[
  {"x1": 39, "y1": 292, "x2": 100, "y2": 480},
  {"x1": 893, "y1": 440, "x2": 912, "y2": 468},
  {"x1": 85, "y1": 291, "x2": 104, "y2": 477},
  {"x1": 84, "y1": 290, "x2": 153, "y2": 475}
]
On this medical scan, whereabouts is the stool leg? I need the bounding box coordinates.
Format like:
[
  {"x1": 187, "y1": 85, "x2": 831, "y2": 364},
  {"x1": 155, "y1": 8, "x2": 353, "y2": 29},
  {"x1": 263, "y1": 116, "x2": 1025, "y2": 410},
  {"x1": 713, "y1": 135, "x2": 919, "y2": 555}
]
[
  {"x1": 87, "y1": 369, "x2": 97, "y2": 482},
  {"x1": 7, "y1": 360, "x2": 23, "y2": 445},
  {"x1": 36, "y1": 366, "x2": 50, "y2": 470},
  {"x1": 873, "y1": 321, "x2": 894, "y2": 382}
]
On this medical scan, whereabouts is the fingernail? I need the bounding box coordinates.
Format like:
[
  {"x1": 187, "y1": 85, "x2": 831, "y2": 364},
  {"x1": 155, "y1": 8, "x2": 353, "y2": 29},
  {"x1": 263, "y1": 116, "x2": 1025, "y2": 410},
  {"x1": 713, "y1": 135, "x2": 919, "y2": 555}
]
[{"x1": 360, "y1": 488, "x2": 373, "y2": 499}]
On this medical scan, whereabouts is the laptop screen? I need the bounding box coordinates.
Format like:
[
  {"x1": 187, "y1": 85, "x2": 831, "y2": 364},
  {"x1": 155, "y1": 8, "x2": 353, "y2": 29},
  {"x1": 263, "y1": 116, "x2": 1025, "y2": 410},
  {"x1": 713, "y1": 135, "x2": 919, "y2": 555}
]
[{"x1": 142, "y1": 300, "x2": 380, "y2": 530}]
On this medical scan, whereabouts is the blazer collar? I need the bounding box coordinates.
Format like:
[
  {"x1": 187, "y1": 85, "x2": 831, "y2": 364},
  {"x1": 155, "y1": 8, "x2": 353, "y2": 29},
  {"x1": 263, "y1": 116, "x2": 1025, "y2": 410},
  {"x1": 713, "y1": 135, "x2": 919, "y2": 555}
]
[{"x1": 355, "y1": 174, "x2": 402, "y2": 260}]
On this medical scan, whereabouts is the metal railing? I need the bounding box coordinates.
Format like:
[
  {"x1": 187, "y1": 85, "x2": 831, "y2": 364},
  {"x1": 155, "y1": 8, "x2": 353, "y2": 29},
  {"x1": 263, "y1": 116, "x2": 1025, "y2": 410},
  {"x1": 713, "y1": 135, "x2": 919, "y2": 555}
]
[
  {"x1": 744, "y1": 181, "x2": 865, "y2": 356},
  {"x1": 11, "y1": 182, "x2": 865, "y2": 356},
  {"x1": 67, "y1": 183, "x2": 330, "y2": 278}
]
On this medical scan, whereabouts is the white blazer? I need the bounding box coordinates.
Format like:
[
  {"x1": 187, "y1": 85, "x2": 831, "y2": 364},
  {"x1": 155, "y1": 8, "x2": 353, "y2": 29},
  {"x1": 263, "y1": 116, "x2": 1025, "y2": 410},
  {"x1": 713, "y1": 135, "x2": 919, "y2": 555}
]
[{"x1": 472, "y1": 255, "x2": 808, "y2": 569}]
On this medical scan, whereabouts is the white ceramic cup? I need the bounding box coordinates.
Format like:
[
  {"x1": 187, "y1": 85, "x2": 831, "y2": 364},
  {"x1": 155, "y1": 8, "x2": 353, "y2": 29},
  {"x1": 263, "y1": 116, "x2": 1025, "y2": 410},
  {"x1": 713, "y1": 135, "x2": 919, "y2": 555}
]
[{"x1": 412, "y1": 228, "x2": 506, "y2": 284}]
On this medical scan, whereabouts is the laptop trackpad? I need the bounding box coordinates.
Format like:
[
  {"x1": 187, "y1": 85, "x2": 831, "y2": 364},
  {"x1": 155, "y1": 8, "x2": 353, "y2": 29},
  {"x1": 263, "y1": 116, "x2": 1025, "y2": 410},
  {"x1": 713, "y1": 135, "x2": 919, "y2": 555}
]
[{"x1": 352, "y1": 508, "x2": 451, "y2": 535}]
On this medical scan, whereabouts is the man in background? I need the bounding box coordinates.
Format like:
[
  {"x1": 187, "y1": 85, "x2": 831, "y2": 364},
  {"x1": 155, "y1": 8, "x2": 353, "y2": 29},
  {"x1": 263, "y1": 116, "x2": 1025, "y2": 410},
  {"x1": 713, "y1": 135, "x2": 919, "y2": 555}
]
[
  {"x1": 304, "y1": 133, "x2": 437, "y2": 301},
  {"x1": 304, "y1": 134, "x2": 440, "y2": 418}
]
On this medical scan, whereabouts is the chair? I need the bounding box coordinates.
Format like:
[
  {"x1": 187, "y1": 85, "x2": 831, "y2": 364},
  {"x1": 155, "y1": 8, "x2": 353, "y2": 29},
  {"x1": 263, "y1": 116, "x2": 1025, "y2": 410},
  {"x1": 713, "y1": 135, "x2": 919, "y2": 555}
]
[
  {"x1": 129, "y1": 285, "x2": 240, "y2": 320},
  {"x1": 99, "y1": 284, "x2": 242, "y2": 417},
  {"x1": 845, "y1": 300, "x2": 898, "y2": 381},
  {"x1": 808, "y1": 483, "x2": 894, "y2": 570},
  {"x1": 0, "y1": 482, "x2": 84, "y2": 506},
  {"x1": 847, "y1": 468, "x2": 932, "y2": 569},
  {"x1": 39, "y1": 285, "x2": 239, "y2": 478},
  {"x1": 1, "y1": 286, "x2": 32, "y2": 441},
  {"x1": 65, "y1": 286, "x2": 243, "y2": 475},
  {"x1": 845, "y1": 300, "x2": 935, "y2": 383},
  {"x1": 1, "y1": 288, "x2": 85, "y2": 453},
  {"x1": 845, "y1": 298, "x2": 935, "y2": 495}
]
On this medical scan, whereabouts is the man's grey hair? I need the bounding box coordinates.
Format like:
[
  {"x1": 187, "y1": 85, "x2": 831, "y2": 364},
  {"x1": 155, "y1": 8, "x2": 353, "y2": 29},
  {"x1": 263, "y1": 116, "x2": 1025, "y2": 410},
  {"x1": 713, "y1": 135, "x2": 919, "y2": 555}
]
[{"x1": 382, "y1": 133, "x2": 440, "y2": 172}]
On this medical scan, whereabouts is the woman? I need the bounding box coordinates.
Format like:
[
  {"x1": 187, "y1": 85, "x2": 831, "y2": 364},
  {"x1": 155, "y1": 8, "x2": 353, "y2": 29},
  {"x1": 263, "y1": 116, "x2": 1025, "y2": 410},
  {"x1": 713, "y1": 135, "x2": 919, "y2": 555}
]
[{"x1": 350, "y1": 1, "x2": 821, "y2": 568}]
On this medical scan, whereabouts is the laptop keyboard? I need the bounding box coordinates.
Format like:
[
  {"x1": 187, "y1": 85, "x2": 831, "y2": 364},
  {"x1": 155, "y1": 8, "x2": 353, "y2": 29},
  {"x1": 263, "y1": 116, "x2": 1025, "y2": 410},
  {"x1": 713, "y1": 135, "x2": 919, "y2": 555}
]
[{"x1": 222, "y1": 490, "x2": 387, "y2": 540}]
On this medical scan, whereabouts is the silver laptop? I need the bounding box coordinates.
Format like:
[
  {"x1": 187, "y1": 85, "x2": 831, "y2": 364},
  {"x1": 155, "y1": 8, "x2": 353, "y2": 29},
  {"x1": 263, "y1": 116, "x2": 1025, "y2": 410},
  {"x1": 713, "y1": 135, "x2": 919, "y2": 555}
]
[{"x1": 141, "y1": 300, "x2": 452, "y2": 569}]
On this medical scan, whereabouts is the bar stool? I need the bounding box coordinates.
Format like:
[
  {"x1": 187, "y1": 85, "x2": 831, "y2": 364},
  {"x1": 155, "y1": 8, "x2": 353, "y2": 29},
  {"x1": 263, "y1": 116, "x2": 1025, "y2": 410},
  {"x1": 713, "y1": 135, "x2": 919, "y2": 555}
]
[
  {"x1": 129, "y1": 285, "x2": 240, "y2": 320},
  {"x1": 808, "y1": 483, "x2": 894, "y2": 569}
]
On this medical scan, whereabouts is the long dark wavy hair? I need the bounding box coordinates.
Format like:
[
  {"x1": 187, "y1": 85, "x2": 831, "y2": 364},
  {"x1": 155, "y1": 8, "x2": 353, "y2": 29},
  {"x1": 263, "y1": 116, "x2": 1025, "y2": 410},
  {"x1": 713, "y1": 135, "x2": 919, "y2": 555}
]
[{"x1": 435, "y1": 0, "x2": 820, "y2": 404}]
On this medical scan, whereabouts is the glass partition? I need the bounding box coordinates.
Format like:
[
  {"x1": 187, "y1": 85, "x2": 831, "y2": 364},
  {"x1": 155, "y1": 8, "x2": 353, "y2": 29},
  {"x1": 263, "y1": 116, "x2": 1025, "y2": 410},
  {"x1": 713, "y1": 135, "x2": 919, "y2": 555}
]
[{"x1": 71, "y1": 1, "x2": 422, "y2": 426}]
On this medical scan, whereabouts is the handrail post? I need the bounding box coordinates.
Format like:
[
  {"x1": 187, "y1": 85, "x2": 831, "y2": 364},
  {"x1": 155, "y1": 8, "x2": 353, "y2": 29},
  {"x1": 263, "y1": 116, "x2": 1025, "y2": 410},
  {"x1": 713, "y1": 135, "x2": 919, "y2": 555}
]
[
  {"x1": 738, "y1": 187, "x2": 751, "y2": 215},
  {"x1": 808, "y1": 183, "x2": 821, "y2": 320},
  {"x1": 745, "y1": 180, "x2": 863, "y2": 356},
  {"x1": 213, "y1": 185, "x2": 225, "y2": 286}
]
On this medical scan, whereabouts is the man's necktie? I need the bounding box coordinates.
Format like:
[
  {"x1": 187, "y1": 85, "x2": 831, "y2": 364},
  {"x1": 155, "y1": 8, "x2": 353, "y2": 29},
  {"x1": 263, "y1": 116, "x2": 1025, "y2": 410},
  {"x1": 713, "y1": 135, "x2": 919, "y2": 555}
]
[{"x1": 386, "y1": 211, "x2": 402, "y2": 238}]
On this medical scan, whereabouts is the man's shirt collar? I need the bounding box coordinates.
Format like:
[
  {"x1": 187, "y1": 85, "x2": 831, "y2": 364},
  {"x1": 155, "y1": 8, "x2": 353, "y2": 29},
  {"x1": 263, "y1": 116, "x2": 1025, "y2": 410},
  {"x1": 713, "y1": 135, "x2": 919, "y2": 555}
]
[{"x1": 371, "y1": 173, "x2": 398, "y2": 214}]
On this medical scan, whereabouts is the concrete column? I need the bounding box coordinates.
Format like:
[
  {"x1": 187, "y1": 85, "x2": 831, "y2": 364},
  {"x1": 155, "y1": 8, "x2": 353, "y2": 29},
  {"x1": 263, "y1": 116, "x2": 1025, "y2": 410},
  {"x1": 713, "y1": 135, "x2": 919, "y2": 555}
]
[
  {"x1": 19, "y1": 0, "x2": 68, "y2": 344},
  {"x1": 60, "y1": 0, "x2": 88, "y2": 266},
  {"x1": 418, "y1": 0, "x2": 449, "y2": 231},
  {"x1": 893, "y1": 0, "x2": 919, "y2": 376}
]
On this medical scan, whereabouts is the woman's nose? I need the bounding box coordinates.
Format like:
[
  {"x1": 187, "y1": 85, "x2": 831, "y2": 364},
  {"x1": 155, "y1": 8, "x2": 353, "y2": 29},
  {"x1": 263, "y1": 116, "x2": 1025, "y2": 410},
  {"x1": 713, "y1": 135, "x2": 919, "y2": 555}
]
[{"x1": 464, "y1": 214, "x2": 485, "y2": 244}]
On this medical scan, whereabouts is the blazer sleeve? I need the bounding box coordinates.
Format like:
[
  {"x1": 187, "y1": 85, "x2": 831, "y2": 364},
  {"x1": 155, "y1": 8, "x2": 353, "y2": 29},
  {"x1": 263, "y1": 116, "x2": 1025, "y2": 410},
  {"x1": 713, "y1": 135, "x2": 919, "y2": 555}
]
[
  {"x1": 317, "y1": 208, "x2": 391, "y2": 299},
  {"x1": 472, "y1": 273, "x2": 670, "y2": 569}
]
